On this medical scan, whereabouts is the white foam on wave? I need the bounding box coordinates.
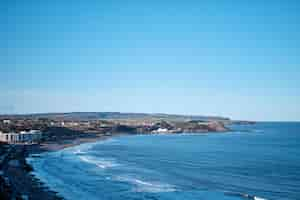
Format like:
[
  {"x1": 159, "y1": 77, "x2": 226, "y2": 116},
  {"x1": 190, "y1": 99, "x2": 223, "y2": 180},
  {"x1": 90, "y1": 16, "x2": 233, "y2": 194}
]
[
  {"x1": 224, "y1": 191, "x2": 268, "y2": 200},
  {"x1": 73, "y1": 149, "x2": 87, "y2": 155},
  {"x1": 78, "y1": 155, "x2": 119, "y2": 169},
  {"x1": 115, "y1": 175, "x2": 177, "y2": 193},
  {"x1": 67, "y1": 143, "x2": 93, "y2": 155},
  {"x1": 67, "y1": 138, "x2": 118, "y2": 154},
  {"x1": 254, "y1": 196, "x2": 267, "y2": 200}
]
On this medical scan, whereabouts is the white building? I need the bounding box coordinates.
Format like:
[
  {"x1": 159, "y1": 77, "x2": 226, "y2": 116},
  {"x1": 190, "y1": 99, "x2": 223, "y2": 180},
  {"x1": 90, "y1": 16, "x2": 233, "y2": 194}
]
[
  {"x1": 0, "y1": 130, "x2": 42, "y2": 144},
  {"x1": 152, "y1": 128, "x2": 169, "y2": 133},
  {"x1": 2, "y1": 119, "x2": 11, "y2": 124}
]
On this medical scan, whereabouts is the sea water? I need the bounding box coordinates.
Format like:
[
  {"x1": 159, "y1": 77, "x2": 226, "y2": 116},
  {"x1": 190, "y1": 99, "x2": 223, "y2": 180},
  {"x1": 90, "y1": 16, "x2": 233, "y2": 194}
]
[{"x1": 27, "y1": 123, "x2": 300, "y2": 200}]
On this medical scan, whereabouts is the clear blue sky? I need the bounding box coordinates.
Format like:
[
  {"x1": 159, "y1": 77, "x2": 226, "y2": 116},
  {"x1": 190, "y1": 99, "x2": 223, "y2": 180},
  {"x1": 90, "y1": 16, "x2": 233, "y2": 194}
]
[{"x1": 1, "y1": 0, "x2": 299, "y2": 121}]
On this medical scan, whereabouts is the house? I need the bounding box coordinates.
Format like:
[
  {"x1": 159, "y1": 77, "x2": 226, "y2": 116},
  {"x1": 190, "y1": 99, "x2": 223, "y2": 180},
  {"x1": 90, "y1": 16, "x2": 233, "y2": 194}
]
[
  {"x1": 2, "y1": 119, "x2": 11, "y2": 124},
  {"x1": 152, "y1": 128, "x2": 169, "y2": 133},
  {"x1": 0, "y1": 130, "x2": 42, "y2": 144}
]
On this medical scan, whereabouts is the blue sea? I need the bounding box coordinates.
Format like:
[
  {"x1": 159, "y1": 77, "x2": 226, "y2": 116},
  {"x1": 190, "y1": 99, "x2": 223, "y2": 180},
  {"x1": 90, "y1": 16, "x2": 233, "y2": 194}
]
[{"x1": 27, "y1": 123, "x2": 300, "y2": 200}]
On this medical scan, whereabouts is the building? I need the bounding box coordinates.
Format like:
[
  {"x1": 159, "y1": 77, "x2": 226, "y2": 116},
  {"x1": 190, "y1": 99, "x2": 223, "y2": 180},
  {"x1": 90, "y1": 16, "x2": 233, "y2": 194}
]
[
  {"x1": 2, "y1": 119, "x2": 11, "y2": 124},
  {"x1": 0, "y1": 130, "x2": 42, "y2": 144},
  {"x1": 152, "y1": 128, "x2": 169, "y2": 133}
]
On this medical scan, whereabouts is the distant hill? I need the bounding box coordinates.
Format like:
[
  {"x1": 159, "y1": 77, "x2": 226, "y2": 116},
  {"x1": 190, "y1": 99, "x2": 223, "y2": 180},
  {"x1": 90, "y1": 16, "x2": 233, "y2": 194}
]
[{"x1": 0, "y1": 112, "x2": 230, "y2": 122}]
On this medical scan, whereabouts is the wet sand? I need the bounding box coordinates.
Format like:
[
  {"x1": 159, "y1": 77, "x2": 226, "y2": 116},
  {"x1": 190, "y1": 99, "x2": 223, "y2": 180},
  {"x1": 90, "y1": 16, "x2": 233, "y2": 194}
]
[{"x1": 29, "y1": 135, "x2": 111, "y2": 153}]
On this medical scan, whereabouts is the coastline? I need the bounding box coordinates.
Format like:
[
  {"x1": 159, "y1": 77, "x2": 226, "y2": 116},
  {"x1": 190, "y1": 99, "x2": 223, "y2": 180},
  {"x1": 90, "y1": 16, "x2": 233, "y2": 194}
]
[
  {"x1": 28, "y1": 134, "x2": 113, "y2": 153},
  {"x1": 24, "y1": 130, "x2": 272, "y2": 200},
  {"x1": 0, "y1": 134, "x2": 116, "y2": 200},
  {"x1": 1, "y1": 130, "x2": 232, "y2": 200}
]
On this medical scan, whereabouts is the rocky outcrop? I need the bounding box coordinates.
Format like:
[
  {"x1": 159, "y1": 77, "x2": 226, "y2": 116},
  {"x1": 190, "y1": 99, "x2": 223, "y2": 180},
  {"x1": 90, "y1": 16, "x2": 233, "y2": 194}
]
[
  {"x1": 207, "y1": 121, "x2": 229, "y2": 132},
  {"x1": 0, "y1": 144, "x2": 61, "y2": 200},
  {"x1": 0, "y1": 173, "x2": 12, "y2": 200},
  {"x1": 174, "y1": 121, "x2": 229, "y2": 133}
]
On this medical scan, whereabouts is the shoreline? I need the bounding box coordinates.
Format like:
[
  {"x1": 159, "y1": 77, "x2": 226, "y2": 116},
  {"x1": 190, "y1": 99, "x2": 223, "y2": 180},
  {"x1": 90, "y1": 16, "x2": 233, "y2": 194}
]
[
  {"x1": 1, "y1": 131, "x2": 231, "y2": 200},
  {"x1": 28, "y1": 134, "x2": 113, "y2": 154},
  {"x1": 0, "y1": 133, "x2": 116, "y2": 200}
]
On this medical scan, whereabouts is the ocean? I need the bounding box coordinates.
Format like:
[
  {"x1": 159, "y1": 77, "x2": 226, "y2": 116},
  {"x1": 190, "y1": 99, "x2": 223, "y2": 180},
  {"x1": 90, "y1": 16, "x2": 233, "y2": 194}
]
[{"x1": 27, "y1": 123, "x2": 300, "y2": 200}]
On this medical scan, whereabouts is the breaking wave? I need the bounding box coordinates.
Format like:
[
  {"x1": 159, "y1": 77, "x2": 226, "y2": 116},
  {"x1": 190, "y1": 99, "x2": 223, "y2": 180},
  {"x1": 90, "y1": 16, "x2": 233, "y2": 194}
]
[
  {"x1": 114, "y1": 175, "x2": 177, "y2": 193},
  {"x1": 73, "y1": 149, "x2": 86, "y2": 155},
  {"x1": 78, "y1": 155, "x2": 120, "y2": 169},
  {"x1": 225, "y1": 191, "x2": 268, "y2": 200}
]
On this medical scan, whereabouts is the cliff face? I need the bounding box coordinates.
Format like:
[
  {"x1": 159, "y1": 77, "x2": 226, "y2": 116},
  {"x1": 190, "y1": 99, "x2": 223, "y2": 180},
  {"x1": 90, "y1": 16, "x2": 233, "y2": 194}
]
[
  {"x1": 207, "y1": 121, "x2": 229, "y2": 132},
  {"x1": 107, "y1": 120, "x2": 230, "y2": 134},
  {"x1": 174, "y1": 121, "x2": 229, "y2": 133},
  {"x1": 130, "y1": 120, "x2": 229, "y2": 134}
]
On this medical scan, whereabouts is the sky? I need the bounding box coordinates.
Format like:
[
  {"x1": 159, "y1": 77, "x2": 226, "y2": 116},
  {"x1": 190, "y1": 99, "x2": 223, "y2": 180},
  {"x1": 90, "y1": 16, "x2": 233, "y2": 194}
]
[{"x1": 0, "y1": 0, "x2": 300, "y2": 121}]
